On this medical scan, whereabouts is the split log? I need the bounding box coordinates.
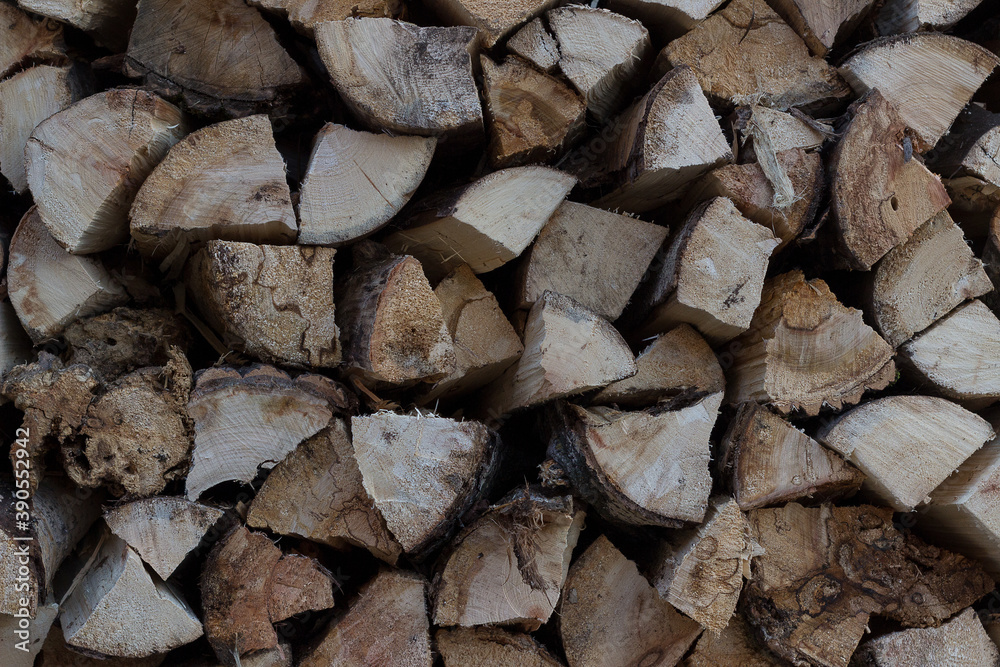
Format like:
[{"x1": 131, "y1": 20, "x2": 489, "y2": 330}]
[
  {"x1": 559, "y1": 535, "x2": 702, "y2": 667},
  {"x1": 298, "y1": 569, "x2": 432, "y2": 667},
  {"x1": 39, "y1": 625, "x2": 165, "y2": 667},
  {"x1": 125, "y1": 0, "x2": 306, "y2": 117},
  {"x1": 839, "y1": 34, "x2": 999, "y2": 151},
  {"x1": 548, "y1": 394, "x2": 722, "y2": 526},
  {"x1": 18, "y1": 0, "x2": 135, "y2": 50},
  {"x1": 726, "y1": 270, "x2": 896, "y2": 416},
  {"x1": 249, "y1": 0, "x2": 403, "y2": 32},
  {"x1": 0, "y1": 595, "x2": 58, "y2": 667},
  {"x1": 7, "y1": 207, "x2": 128, "y2": 343},
  {"x1": 185, "y1": 365, "x2": 354, "y2": 499},
  {"x1": 186, "y1": 241, "x2": 340, "y2": 368},
  {"x1": 606, "y1": 0, "x2": 726, "y2": 39},
  {"x1": 853, "y1": 607, "x2": 999, "y2": 667},
  {"x1": 383, "y1": 166, "x2": 575, "y2": 280},
  {"x1": 130, "y1": 115, "x2": 297, "y2": 266},
  {"x1": 104, "y1": 498, "x2": 224, "y2": 580},
  {"x1": 738, "y1": 105, "x2": 829, "y2": 154},
  {"x1": 297, "y1": 124, "x2": 436, "y2": 247},
  {"x1": 767, "y1": 0, "x2": 877, "y2": 56},
  {"x1": 743, "y1": 503, "x2": 995, "y2": 667},
  {"x1": 315, "y1": 19, "x2": 483, "y2": 145},
  {"x1": 817, "y1": 395, "x2": 993, "y2": 511},
  {"x1": 432, "y1": 489, "x2": 583, "y2": 629},
  {"x1": 201, "y1": 526, "x2": 335, "y2": 661},
  {"x1": 719, "y1": 402, "x2": 864, "y2": 511},
  {"x1": 423, "y1": 0, "x2": 558, "y2": 47},
  {"x1": 506, "y1": 18, "x2": 560, "y2": 73},
  {"x1": 591, "y1": 324, "x2": 725, "y2": 408},
  {"x1": 684, "y1": 614, "x2": 782, "y2": 667},
  {"x1": 436, "y1": 627, "x2": 564, "y2": 667},
  {"x1": 350, "y1": 412, "x2": 500, "y2": 557},
  {"x1": 929, "y1": 104, "x2": 1000, "y2": 188},
  {"x1": 877, "y1": 0, "x2": 986, "y2": 35},
  {"x1": 247, "y1": 420, "x2": 402, "y2": 564},
  {"x1": 478, "y1": 291, "x2": 636, "y2": 417},
  {"x1": 25, "y1": 89, "x2": 188, "y2": 254},
  {"x1": 516, "y1": 201, "x2": 668, "y2": 321},
  {"x1": 481, "y1": 55, "x2": 586, "y2": 169},
  {"x1": 631, "y1": 197, "x2": 779, "y2": 343},
  {"x1": 657, "y1": 0, "x2": 850, "y2": 110},
  {"x1": 0, "y1": 3, "x2": 64, "y2": 80},
  {"x1": 0, "y1": 301, "x2": 31, "y2": 380},
  {"x1": 868, "y1": 211, "x2": 991, "y2": 347}
]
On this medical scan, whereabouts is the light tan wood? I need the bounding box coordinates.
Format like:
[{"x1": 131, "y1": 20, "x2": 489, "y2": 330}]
[
  {"x1": 767, "y1": 0, "x2": 877, "y2": 56},
  {"x1": 250, "y1": 0, "x2": 403, "y2": 32},
  {"x1": 478, "y1": 291, "x2": 636, "y2": 417},
  {"x1": 839, "y1": 34, "x2": 999, "y2": 151},
  {"x1": 0, "y1": 301, "x2": 30, "y2": 380},
  {"x1": 39, "y1": 624, "x2": 165, "y2": 667},
  {"x1": 684, "y1": 614, "x2": 782, "y2": 666},
  {"x1": 606, "y1": 0, "x2": 725, "y2": 38},
  {"x1": 719, "y1": 402, "x2": 864, "y2": 511},
  {"x1": 727, "y1": 270, "x2": 896, "y2": 416},
  {"x1": 316, "y1": 19, "x2": 483, "y2": 144},
  {"x1": 18, "y1": 0, "x2": 135, "y2": 50},
  {"x1": 423, "y1": 0, "x2": 558, "y2": 47},
  {"x1": 383, "y1": 166, "x2": 575, "y2": 280},
  {"x1": 25, "y1": 89, "x2": 188, "y2": 254},
  {"x1": 559, "y1": 535, "x2": 702, "y2": 667},
  {"x1": 876, "y1": 0, "x2": 984, "y2": 34},
  {"x1": 854, "y1": 607, "x2": 999, "y2": 667},
  {"x1": 506, "y1": 18, "x2": 559, "y2": 73},
  {"x1": 929, "y1": 104, "x2": 1000, "y2": 193},
  {"x1": 436, "y1": 627, "x2": 564, "y2": 667},
  {"x1": 298, "y1": 123, "x2": 436, "y2": 246},
  {"x1": 818, "y1": 395, "x2": 993, "y2": 511},
  {"x1": 0, "y1": 3, "x2": 64, "y2": 80},
  {"x1": 742, "y1": 105, "x2": 829, "y2": 153},
  {"x1": 0, "y1": 595, "x2": 58, "y2": 666}
]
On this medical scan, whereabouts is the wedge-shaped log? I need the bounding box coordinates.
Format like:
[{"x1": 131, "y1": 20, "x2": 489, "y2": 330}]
[
  {"x1": 0, "y1": 595, "x2": 58, "y2": 666},
  {"x1": 685, "y1": 614, "x2": 783, "y2": 666},
  {"x1": 250, "y1": 0, "x2": 403, "y2": 32},
  {"x1": 38, "y1": 624, "x2": 166, "y2": 667},
  {"x1": 0, "y1": 3, "x2": 64, "y2": 79},
  {"x1": 507, "y1": 18, "x2": 559, "y2": 72},
  {"x1": 876, "y1": 0, "x2": 983, "y2": 33},
  {"x1": 18, "y1": 0, "x2": 135, "y2": 50},
  {"x1": 739, "y1": 105, "x2": 829, "y2": 153},
  {"x1": 423, "y1": 0, "x2": 558, "y2": 47},
  {"x1": 767, "y1": 0, "x2": 877, "y2": 56},
  {"x1": 436, "y1": 627, "x2": 563, "y2": 667},
  {"x1": 606, "y1": 0, "x2": 725, "y2": 38},
  {"x1": 930, "y1": 105, "x2": 1000, "y2": 189},
  {"x1": 856, "y1": 607, "x2": 999, "y2": 667}
]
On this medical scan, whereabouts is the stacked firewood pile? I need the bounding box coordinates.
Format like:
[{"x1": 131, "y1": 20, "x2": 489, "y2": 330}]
[{"x1": 5, "y1": 0, "x2": 1000, "y2": 664}]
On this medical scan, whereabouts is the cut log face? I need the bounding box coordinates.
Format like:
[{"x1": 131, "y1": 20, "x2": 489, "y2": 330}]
[
  {"x1": 839, "y1": 34, "x2": 1000, "y2": 151},
  {"x1": 0, "y1": 3, "x2": 64, "y2": 80},
  {"x1": 559, "y1": 535, "x2": 702, "y2": 667},
  {"x1": 39, "y1": 625, "x2": 166, "y2": 666},
  {"x1": 436, "y1": 627, "x2": 564, "y2": 667},
  {"x1": 767, "y1": 0, "x2": 876, "y2": 56},
  {"x1": 516, "y1": 201, "x2": 669, "y2": 321},
  {"x1": 727, "y1": 270, "x2": 896, "y2": 416},
  {"x1": 0, "y1": 595, "x2": 58, "y2": 666},
  {"x1": 433, "y1": 489, "x2": 583, "y2": 629},
  {"x1": 247, "y1": 420, "x2": 402, "y2": 564},
  {"x1": 18, "y1": 0, "x2": 136, "y2": 50},
  {"x1": 481, "y1": 55, "x2": 586, "y2": 169},
  {"x1": 7, "y1": 207, "x2": 128, "y2": 343},
  {"x1": 250, "y1": 0, "x2": 403, "y2": 32},
  {"x1": 507, "y1": 18, "x2": 560, "y2": 73},
  {"x1": 606, "y1": 0, "x2": 726, "y2": 38},
  {"x1": 25, "y1": 89, "x2": 188, "y2": 255},
  {"x1": 719, "y1": 402, "x2": 864, "y2": 511},
  {"x1": 869, "y1": 211, "x2": 991, "y2": 348},
  {"x1": 104, "y1": 498, "x2": 224, "y2": 580},
  {"x1": 659, "y1": 0, "x2": 850, "y2": 110},
  {"x1": 479, "y1": 291, "x2": 636, "y2": 417},
  {"x1": 818, "y1": 395, "x2": 994, "y2": 511},
  {"x1": 350, "y1": 412, "x2": 499, "y2": 557},
  {"x1": 854, "y1": 607, "x2": 999, "y2": 667},
  {"x1": 876, "y1": 0, "x2": 983, "y2": 34},
  {"x1": 931, "y1": 105, "x2": 1000, "y2": 187},
  {"x1": 423, "y1": 0, "x2": 558, "y2": 47},
  {"x1": 299, "y1": 569, "x2": 432, "y2": 667},
  {"x1": 591, "y1": 324, "x2": 725, "y2": 408},
  {"x1": 685, "y1": 614, "x2": 782, "y2": 667},
  {"x1": 61, "y1": 533, "x2": 203, "y2": 658},
  {"x1": 297, "y1": 123, "x2": 436, "y2": 247},
  {"x1": 315, "y1": 19, "x2": 483, "y2": 144},
  {"x1": 130, "y1": 114, "x2": 297, "y2": 265},
  {"x1": 383, "y1": 166, "x2": 576, "y2": 280},
  {"x1": 743, "y1": 503, "x2": 995, "y2": 667},
  {"x1": 634, "y1": 197, "x2": 780, "y2": 344},
  {"x1": 125, "y1": 0, "x2": 305, "y2": 116},
  {"x1": 742, "y1": 105, "x2": 829, "y2": 153}
]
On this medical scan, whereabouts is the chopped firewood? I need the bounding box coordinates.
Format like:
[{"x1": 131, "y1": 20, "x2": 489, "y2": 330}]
[
  {"x1": 839, "y1": 34, "x2": 999, "y2": 151},
  {"x1": 336, "y1": 244, "x2": 455, "y2": 385},
  {"x1": 61, "y1": 532, "x2": 203, "y2": 658},
  {"x1": 719, "y1": 402, "x2": 864, "y2": 511},
  {"x1": 130, "y1": 115, "x2": 297, "y2": 265},
  {"x1": 7, "y1": 207, "x2": 128, "y2": 343},
  {"x1": 18, "y1": 0, "x2": 135, "y2": 50},
  {"x1": 583, "y1": 66, "x2": 732, "y2": 214},
  {"x1": 250, "y1": 0, "x2": 403, "y2": 33},
  {"x1": 433, "y1": 488, "x2": 583, "y2": 629},
  {"x1": 315, "y1": 19, "x2": 483, "y2": 145},
  {"x1": 516, "y1": 201, "x2": 669, "y2": 321},
  {"x1": 104, "y1": 497, "x2": 224, "y2": 580},
  {"x1": 185, "y1": 365, "x2": 353, "y2": 499},
  {"x1": 591, "y1": 324, "x2": 725, "y2": 408},
  {"x1": 658, "y1": 0, "x2": 850, "y2": 110},
  {"x1": 0, "y1": 301, "x2": 31, "y2": 380},
  {"x1": 877, "y1": 0, "x2": 986, "y2": 35},
  {"x1": 297, "y1": 123, "x2": 436, "y2": 247},
  {"x1": 739, "y1": 105, "x2": 829, "y2": 154},
  {"x1": 436, "y1": 627, "x2": 564, "y2": 667},
  {"x1": 685, "y1": 614, "x2": 782, "y2": 667},
  {"x1": 478, "y1": 291, "x2": 636, "y2": 417},
  {"x1": 201, "y1": 526, "x2": 334, "y2": 662},
  {"x1": 0, "y1": 595, "x2": 58, "y2": 666},
  {"x1": 930, "y1": 104, "x2": 1000, "y2": 188},
  {"x1": 506, "y1": 18, "x2": 559, "y2": 73},
  {"x1": 559, "y1": 535, "x2": 702, "y2": 667},
  {"x1": 25, "y1": 89, "x2": 188, "y2": 254},
  {"x1": 726, "y1": 270, "x2": 896, "y2": 416},
  {"x1": 423, "y1": 0, "x2": 558, "y2": 47},
  {"x1": 383, "y1": 166, "x2": 575, "y2": 280},
  {"x1": 350, "y1": 412, "x2": 500, "y2": 557},
  {"x1": 0, "y1": 3, "x2": 64, "y2": 79},
  {"x1": 631, "y1": 197, "x2": 779, "y2": 343},
  {"x1": 419, "y1": 265, "x2": 523, "y2": 404},
  {"x1": 247, "y1": 420, "x2": 402, "y2": 564},
  {"x1": 39, "y1": 624, "x2": 165, "y2": 667},
  {"x1": 125, "y1": 0, "x2": 306, "y2": 117},
  {"x1": 481, "y1": 55, "x2": 586, "y2": 169},
  {"x1": 868, "y1": 211, "x2": 991, "y2": 348},
  {"x1": 606, "y1": 0, "x2": 725, "y2": 39},
  {"x1": 767, "y1": 0, "x2": 877, "y2": 56},
  {"x1": 548, "y1": 394, "x2": 722, "y2": 526},
  {"x1": 817, "y1": 395, "x2": 993, "y2": 510},
  {"x1": 854, "y1": 607, "x2": 999, "y2": 667},
  {"x1": 743, "y1": 503, "x2": 995, "y2": 667},
  {"x1": 650, "y1": 496, "x2": 758, "y2": 632},
  {"x1": 299, "y1": 569, "x2": 432, "y2": 667}
]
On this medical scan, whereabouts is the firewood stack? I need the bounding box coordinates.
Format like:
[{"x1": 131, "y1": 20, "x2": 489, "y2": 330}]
[{"x1": 6, "y1": 0, "x2": 1000, "y2": 664}]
